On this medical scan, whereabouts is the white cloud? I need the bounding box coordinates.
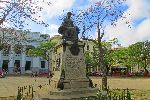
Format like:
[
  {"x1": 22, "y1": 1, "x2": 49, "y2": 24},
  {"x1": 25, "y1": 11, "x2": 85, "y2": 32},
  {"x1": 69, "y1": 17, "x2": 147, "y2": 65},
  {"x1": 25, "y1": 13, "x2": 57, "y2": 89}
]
[
  {"x1": 0, "y1": 0, "x2": 8, "y2": 8},
  {"x1": 136, "y1": 18, "x2": 150, "y2": 40},
  {"x1": 49, "y1": 24, "x2": 59, "y2": 30},
  {"x1": 37, "y1": 0, "x2": 75, "y2": 19},
  {"x1": 42, "y1": 24, "x2": 59, "y2": 37},
  {"x1": 104, "y1": 0, "x2": 150, "y2": 46},
  {"x1": 124, "y1": 0, "x2": 150, "y2": 21}
]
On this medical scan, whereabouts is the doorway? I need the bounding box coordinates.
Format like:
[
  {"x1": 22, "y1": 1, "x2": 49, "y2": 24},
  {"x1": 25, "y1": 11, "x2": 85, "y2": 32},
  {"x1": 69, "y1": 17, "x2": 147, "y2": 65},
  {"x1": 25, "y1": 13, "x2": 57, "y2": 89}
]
[
  {"x1": 14, "y1": 60, "x2": 20, "y2": 72},
  {"x1": 25, "y1": 61, "x2": 31, "y2": 71},
  {"x1": 41, "y1": 61, "x2": 45, "y2": 68},
  {"x1": 2, "y1": 60, "x2": 8, "y2": 71}
]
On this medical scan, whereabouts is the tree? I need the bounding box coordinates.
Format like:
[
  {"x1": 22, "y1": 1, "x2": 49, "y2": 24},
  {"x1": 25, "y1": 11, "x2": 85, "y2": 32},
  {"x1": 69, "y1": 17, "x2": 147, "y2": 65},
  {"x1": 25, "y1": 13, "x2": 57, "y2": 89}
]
[
  {"x1": 128, "y1": 41, "x2": 150, "y2": 73},
  {"x1": 106, "y1": 40, "x2": 150, "y2": 73},
  {"x1": 0, "y1": 28, "x2": 29, "y2": 50},
  {"x1": 72, "y1": 0, "x2": 129, "y2": 74},
  {"x1": 128, "y1": 42, "x2": 143, "y2": 70},
  {"x1": 0, "y1": 0, "x2": 52, "y2": 65},
  {"x1": 71, "y1": 0, "x2": 130, "y2": 92},
  {"x1": 0, "y1": 0, "x2": 51, "y2": 28},
  {"x1": 28, "y1": 40, "x2": 56, "y2": 76},
  {"x1": 84, "y1": 38, "x2": 120, "y2": 74},
  {"x1": 141, "y1": 41, "x2": 150, "y2": 73},
  {"x1": 84, "y1": 51, "x2": 94, "y2": 72}
]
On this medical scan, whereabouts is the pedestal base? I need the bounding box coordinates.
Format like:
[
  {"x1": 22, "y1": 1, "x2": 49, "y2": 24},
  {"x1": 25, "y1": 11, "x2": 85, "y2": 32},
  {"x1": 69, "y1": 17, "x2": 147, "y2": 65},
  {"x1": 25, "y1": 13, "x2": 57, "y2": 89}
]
[
  {"x1": 37, "y1": 87, "x2": 98, "y2": 100},
  {"x1": 50, "y1": 78, "x2": 90, "y2": 89}
]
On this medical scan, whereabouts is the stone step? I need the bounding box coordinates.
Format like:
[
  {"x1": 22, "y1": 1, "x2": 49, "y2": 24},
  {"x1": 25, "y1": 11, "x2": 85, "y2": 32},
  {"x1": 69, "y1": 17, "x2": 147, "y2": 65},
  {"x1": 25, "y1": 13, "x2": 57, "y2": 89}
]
[
  {"x1": 36, "y1": 88, "x2": 99, "y2": 100},
  {"x1": 49, "y1": 88, "x2": 98, "y2": 96},
  {"x1": 42, "y1": 93, "x2": 97, "y2": 100}
]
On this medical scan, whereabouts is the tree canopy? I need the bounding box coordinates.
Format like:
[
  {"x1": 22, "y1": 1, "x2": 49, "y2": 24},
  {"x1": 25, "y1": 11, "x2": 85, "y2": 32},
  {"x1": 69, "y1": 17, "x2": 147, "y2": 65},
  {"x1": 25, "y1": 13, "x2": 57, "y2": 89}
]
[
  {"x1": 0, "y1": 0, "x2": 50, "y2": 29},
  {"x1": 28, "y1": 40, "x2": 56, "y2": 60},
  {"x1": 84, "y1": 40, "x2": 150, "y2": 73}
]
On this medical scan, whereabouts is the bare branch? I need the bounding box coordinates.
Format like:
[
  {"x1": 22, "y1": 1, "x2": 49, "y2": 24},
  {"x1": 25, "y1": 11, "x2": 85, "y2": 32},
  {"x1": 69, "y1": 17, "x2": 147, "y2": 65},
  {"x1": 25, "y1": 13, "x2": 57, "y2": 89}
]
[{"x1": 0, "y1": 0, "x2": 51, "y2": 28}]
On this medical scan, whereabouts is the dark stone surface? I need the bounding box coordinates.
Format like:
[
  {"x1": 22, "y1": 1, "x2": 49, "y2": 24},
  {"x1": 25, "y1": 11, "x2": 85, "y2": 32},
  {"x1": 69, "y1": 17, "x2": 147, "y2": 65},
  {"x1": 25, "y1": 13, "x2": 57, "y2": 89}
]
[
  {"x1": 57, "y1": 69, "x2": 65, "y2": 90},
  {"x1": 69, "y1": 43, "x2": 80, "y2": 56}
]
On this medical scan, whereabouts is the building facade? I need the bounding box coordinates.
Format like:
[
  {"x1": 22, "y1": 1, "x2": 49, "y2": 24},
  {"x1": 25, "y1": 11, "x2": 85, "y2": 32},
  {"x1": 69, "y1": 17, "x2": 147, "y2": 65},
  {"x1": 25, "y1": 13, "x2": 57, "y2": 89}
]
[
  {"x1": 50, "y1": 35, "x2": 97, "y2": 73},
  {"x1": 0, "y1": 28, "x2": 49, "y2": 74}
]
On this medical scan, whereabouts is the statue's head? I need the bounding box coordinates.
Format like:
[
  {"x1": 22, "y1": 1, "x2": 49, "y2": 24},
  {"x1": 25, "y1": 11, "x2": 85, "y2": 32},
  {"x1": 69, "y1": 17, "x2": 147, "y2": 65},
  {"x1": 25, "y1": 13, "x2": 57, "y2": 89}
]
[{"x1": 67, "y1": 12, "x2": 72, "y2": 18}]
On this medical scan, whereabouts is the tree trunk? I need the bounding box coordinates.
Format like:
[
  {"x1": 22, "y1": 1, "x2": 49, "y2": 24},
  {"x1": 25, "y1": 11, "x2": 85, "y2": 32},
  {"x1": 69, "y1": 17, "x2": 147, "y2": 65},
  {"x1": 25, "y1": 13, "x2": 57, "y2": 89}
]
[
  {"x1": 144, "y1": 58, "x2": 148, "y2": 73},
  {"x1": 47, "y1": 55, "x2": 50, "y2": 77},
  {"x1": 138, "y1": 61, "x2": 140, "y2": 71},
  {"x1": 97, "y1": 22, "x2": 107, "y2": 91}
]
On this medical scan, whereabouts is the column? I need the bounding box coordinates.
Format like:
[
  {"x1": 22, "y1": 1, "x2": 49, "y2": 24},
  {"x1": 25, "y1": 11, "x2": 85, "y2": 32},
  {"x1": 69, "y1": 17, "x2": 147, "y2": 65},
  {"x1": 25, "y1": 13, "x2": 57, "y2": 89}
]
[
  {"x1": 32, "y1": 57, "x2": 40, "y2": 73},
  {"x1": 0, "y1": 50, "x2": 2, "y2": 70},
  {"x1": 21, "y1": 46, "x2": 26, "y2": 74},
  {"x1": 8, "y1": 45, "x2": 14, "y2": 73}
]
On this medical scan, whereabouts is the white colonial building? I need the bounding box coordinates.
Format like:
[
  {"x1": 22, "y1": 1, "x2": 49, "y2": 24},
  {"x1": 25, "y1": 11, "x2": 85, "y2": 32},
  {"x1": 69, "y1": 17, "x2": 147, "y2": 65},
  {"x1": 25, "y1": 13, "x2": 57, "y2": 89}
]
[{"x1": 0, "y1": 28, "x2": 49, "y2": 74}]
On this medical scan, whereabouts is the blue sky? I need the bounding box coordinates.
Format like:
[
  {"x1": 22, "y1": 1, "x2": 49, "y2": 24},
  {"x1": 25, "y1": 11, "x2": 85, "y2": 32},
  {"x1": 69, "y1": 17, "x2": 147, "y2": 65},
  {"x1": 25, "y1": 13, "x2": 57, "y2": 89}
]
[{"x1": 1, "y1": 0, "x2": 150, "y2": 46}]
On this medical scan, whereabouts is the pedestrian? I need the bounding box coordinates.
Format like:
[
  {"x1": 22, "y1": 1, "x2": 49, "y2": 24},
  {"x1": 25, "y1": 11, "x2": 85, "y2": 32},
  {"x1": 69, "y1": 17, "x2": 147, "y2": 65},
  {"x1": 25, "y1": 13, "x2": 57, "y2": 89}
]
[
  {"x1": 35, "y1": 71, "x2": 38, "y2": 77},
  {"x1": 34, "y1": 71, "x2": 38, "y2": 82}
]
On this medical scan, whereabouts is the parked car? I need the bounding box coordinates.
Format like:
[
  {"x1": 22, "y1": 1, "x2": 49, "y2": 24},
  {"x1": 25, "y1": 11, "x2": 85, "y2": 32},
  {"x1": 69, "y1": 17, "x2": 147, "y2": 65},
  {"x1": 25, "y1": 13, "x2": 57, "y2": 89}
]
[
  {"x1": 111, "y1": 73, "x2": 121, "y2": 76},
  {"x1": 92, "y1": 71, "x2": 102, "y2": 77},
  {"x1": 39, "y1": 72, "x2": 49, "y2": 77}
]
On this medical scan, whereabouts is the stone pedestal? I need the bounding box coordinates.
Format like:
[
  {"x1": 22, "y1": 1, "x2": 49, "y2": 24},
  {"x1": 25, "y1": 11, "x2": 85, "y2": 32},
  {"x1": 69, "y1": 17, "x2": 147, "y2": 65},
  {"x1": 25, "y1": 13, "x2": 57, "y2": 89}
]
[
  {"x1": 37, "y1": 41, "x2": 98, "y2": 100},
  {"x1": 40, "y1": 88, "x2": 98, "y2": 100}
]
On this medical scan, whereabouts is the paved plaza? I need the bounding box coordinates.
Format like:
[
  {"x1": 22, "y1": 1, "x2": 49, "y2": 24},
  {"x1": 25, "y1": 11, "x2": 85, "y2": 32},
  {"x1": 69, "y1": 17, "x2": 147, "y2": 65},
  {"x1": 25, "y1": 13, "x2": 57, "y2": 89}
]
[
  {"x1": 0, "y1": 76, "x2": 49, "y2": 97},
  {"x1": 92, "y1": 77, "x2": 150, "y2": 90},
  {"x1": 1, "y1": 76, "x2": 150, "y2": 99}
]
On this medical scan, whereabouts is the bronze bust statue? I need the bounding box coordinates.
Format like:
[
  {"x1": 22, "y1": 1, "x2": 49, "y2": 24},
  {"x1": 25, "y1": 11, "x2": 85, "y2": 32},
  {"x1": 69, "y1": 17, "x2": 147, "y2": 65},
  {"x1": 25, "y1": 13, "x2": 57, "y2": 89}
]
[{"x1": 58, "y1": 12, "x2": 79, "y2": 43}]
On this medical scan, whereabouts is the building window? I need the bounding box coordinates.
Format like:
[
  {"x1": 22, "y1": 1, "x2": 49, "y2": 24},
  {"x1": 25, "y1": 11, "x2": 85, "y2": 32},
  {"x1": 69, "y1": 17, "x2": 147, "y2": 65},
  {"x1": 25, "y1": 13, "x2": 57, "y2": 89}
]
[
  {"x1": 2, "y1": 60, "x2": 9, "y2": 71},
  {"x1": 87, "y1": 45, "x2": 89, "y2": 50},
  {"x1": 25, "y1": 61, "x2": 31, "y2": 70},
  {"x1": 41, "y1": 61, "x2": 45, "y2": 68}
]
